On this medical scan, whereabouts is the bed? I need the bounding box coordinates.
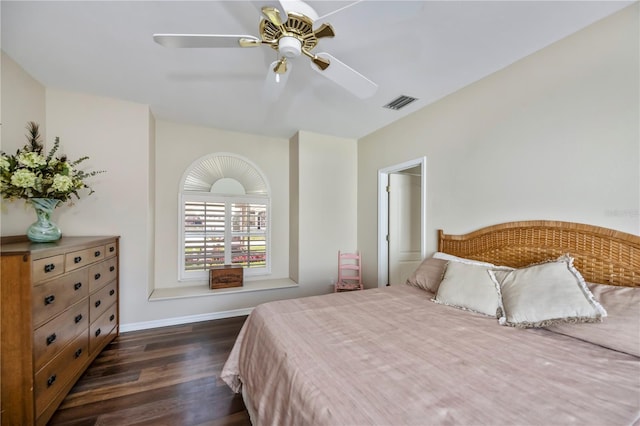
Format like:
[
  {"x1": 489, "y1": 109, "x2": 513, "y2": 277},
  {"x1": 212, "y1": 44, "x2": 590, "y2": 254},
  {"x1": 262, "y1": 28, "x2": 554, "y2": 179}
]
[{"x1": 221, "y1": 220, "x2": 640, "y2": 425}]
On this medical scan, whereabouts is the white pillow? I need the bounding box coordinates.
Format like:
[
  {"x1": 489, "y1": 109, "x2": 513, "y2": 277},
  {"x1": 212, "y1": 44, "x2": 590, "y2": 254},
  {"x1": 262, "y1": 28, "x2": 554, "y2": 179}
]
[
  {"x1": 433, "y1": 261, "x2": 511, "y2": 316},
  {"x1": 489, "y1": 255, "x2": 607, "y2": 328},
  {"x1": 432, "y1": 252, "x2": 496, "y2": 267}
]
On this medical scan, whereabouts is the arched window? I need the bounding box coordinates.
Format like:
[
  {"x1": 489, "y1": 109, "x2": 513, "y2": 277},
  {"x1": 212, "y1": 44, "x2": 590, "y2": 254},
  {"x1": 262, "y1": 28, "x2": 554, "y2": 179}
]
[{"x1": 179, "y1": 153, "x2": 270, "y2": 281}]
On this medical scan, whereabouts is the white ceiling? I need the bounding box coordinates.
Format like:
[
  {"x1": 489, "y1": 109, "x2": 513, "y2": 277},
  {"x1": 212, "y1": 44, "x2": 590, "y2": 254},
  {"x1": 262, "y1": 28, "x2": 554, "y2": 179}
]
[{"x1": 1, "y1": 1, "x2": 634, "y2": 139}]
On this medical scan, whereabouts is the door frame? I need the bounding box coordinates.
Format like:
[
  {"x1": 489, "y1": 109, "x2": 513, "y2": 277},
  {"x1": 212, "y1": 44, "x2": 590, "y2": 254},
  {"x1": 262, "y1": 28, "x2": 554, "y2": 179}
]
[{"x1": 377, "y1": 157, "x2": 427, "y2": 287}]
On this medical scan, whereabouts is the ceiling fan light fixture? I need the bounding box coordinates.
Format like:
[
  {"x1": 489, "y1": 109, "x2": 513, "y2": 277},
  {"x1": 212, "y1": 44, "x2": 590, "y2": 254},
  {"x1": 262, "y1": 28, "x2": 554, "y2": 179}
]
[
  {"x1": 278, "y1": 36, "x2": 302, "y2": 58},
  {"x1": 264, "y1": 60, "x2": 292, "y2": 102}
]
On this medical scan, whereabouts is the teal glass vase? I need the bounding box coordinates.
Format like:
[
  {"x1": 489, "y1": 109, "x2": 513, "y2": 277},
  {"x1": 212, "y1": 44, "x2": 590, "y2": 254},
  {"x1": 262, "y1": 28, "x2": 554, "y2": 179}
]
[{"x1": 27, "y1": 198, "x2": 62, "y2": 242}]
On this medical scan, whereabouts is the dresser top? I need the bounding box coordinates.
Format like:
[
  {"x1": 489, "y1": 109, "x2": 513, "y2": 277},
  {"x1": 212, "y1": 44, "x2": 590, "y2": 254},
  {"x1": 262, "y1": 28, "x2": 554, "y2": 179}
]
[{"x1": 1, "y1": 236, "x2": 119, "y2": 257}]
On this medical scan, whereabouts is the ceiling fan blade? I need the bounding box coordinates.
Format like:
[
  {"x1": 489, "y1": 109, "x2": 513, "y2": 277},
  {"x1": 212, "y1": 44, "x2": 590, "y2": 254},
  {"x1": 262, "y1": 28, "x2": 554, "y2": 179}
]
[
  {"x1": 252, "y1": 1, "x2": 289, "y2": 23},
  {"x1": 313, "y1": 1, "x2": 423, "y2": 35},
  {"x1": 153, "y1": 34, "x2": 260, "y2": 48},
  {"x1": 311, "y1": 52, "x2": 378, "y2": 99},
  {"x1": 263, "y1": 60, "x2": 292, "y2": 103}
]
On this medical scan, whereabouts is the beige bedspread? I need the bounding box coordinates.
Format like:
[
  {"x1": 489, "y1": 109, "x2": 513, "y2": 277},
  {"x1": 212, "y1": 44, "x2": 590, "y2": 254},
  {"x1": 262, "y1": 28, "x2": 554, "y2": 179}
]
[{"x1": 221, "y1": 285, "x2": 640, "y2": 426}]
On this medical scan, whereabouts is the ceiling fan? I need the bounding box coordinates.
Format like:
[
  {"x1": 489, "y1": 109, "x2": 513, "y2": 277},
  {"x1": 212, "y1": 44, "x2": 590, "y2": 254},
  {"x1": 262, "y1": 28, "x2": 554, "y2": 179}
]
[{"x1": 153, "y1": 0, "x2": 383, "y2": 101}]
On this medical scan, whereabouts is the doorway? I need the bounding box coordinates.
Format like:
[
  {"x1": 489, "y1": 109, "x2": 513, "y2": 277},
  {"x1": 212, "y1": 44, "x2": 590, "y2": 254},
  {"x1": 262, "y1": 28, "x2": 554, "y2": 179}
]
[{"x1": 377, "y1": 157, "x2": 426, "y2": 287}]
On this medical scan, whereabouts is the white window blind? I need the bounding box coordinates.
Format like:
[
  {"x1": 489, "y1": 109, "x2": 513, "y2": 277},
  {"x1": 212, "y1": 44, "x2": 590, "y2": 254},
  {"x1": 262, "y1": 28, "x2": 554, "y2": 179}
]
[
  {"x1": 230, "y1": 202, "x2": 267, "y2": 268},
  {"x1": 184, "y1": 201, "x2": 226, "y2": 270},
  {"x1": 180, "y1": 195, "x2": 269, "y2": 280}
]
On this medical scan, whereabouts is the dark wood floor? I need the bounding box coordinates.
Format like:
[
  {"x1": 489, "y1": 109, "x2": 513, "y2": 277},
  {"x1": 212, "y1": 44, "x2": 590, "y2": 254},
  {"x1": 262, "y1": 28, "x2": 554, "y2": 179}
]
[{"x1": 49, "y1": 316, "x2": 252, "y2": 426}]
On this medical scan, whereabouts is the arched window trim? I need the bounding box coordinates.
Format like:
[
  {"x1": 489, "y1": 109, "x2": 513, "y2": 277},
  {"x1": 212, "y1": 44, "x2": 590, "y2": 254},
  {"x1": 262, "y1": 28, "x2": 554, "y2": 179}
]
[{"x1": 178, "y1": 153, "x2": 271, "y2": 282}]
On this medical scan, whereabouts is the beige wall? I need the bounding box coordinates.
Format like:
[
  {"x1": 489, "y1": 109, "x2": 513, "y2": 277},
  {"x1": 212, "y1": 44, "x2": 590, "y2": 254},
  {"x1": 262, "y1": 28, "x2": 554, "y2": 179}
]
[
  {"x1": 153, "y1": 125, "x2": 358, "y2": 293},
  {"x1": 144, "y1": 123, "x2": 358, "y2": 324},
  {"x1": 44, "y1": 89, "x2": 154, "y2": 326},
  {"x1": 289, "y1": 132, "x2": 300, "y2": 283},
  {"x1": 147, "y1": 111, "x2": 156, "y2": 297},
  {"x1": 358, "y1": 4, "x2": 640, "y2": 287},
  {"x1": 154, "y1": 119, "x2": 291, "y2": 287},
  {"x1": 0, "y1": 52, "x2": 46, "y2": 234},
  {"x1": 0, "y1": 59, "x2": 159, "y2": 325},
  {"x1": 292, "y1": 131, "x2": 358, "y2": 290}
]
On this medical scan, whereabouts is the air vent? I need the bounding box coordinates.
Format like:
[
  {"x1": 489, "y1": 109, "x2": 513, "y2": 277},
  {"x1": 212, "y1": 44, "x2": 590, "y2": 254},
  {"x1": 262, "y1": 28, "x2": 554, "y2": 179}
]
[{"x1": 383, "y1": 95, "x2": 418, "y2": 110}]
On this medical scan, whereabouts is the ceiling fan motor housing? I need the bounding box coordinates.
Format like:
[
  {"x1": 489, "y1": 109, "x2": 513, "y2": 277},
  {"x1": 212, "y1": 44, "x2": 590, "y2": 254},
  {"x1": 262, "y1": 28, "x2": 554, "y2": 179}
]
[
  {"x1": 261, "y1": 11, "x2": 319, "y2": 57},
  {"x1": 279, "y1": 37, "x2": 302, "y2": 58}
]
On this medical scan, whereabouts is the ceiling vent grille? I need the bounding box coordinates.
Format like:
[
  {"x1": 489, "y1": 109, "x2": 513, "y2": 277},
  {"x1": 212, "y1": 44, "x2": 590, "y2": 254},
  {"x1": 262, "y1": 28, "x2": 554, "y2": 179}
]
[{"x1": 383, "y1": 95, "x2": 418, "y2": 110}]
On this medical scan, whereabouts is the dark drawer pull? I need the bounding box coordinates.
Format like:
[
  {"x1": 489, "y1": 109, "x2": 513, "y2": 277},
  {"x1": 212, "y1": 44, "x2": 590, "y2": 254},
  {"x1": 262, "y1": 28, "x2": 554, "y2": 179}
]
[
  {"x1": 95, "y1": 328, "x2": 101, "y2": 337},
  {"x1": 47, "y1": 374, "x2": 57, "y2": 387},
  {"x1": 109, "y1": 289, "x2": 115, "y2": 296},
  {"x1": 109, "y1": 246, "x2": 115, "y2": 252},
  {"x1": 74, "y1": 282, "x2": 82, "y2": 291},
  {"x1": 109, "y1": 266, "x2": 115, "y2": 272},
  {"x1": 74, "y1": 256, "x2": 82, "y2": 264},
  {"x1": 44, "y1": 295, "x2": 55, "y2": 305},
  {"x1": 109, "y1": 314, "x2": 115, "y2": 322},
  {"x1": 95, "y1": 300, "x2": 101, "y2": 308},
  {"x1": 44, "y1": 263, "x2": 55, "y2": 273},
  {"x1": 74, "y1": 348, "x2": 83, "y2": 358},
  {"x1": 75, "y1": 314, "x2": 83, "y2": 323},
  {"x1": 95, "y1": 250, "x2": 101, "y2": 257},
  {"x1": 46, "y1": 333, "x2": 57, "y2": 346},
  {"x1": 94, "y1": 273, "x2": 101, "y2": 280}
]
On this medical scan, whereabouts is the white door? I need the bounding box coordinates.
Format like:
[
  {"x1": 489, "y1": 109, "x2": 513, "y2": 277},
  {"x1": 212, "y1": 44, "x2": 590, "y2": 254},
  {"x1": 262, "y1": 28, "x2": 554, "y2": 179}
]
[{"x1": 388, "y1": 173, "x2": 422, "y2": 285}]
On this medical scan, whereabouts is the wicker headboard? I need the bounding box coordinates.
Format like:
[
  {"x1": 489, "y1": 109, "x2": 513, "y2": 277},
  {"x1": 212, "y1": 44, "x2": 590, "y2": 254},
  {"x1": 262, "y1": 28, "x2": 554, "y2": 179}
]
[{"x1": 438, "y1": 220, "x2": 640, "y2": 287}]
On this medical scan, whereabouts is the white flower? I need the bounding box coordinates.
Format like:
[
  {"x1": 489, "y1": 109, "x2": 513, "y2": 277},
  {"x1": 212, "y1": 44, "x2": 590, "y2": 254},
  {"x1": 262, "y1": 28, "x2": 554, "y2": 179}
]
[
  {"x1": 17, "y1": 151, "x2": 46, "y2": 168},
  {"x1": 10, "y1": 169, "x2": 37, "y2": 188},
  {"x1": 0, "y1": 156, "x2": 9, "y2": 170},
  {"x1": 52, "y1": 174, "x2": 73, "y2": 192}
]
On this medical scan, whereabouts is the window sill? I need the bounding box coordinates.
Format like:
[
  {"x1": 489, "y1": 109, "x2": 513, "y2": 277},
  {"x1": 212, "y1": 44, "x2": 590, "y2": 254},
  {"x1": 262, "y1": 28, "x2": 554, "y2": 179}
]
[{"x1": 149, "y1": 278, "x2": 298, "y2": 301}]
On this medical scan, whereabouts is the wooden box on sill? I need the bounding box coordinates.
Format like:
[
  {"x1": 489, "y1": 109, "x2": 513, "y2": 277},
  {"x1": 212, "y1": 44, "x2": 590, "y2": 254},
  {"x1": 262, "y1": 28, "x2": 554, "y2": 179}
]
[{"x1": 209, "y1": 265, "x2": 243, "y2": 289}]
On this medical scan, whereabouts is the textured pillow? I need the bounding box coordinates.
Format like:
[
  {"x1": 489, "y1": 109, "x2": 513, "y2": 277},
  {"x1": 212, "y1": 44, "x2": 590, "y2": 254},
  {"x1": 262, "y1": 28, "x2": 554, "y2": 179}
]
[
  {"x1": 545, "y1": 282, "x2": 640, "y2": 357},
  {"x1": 433, "y1": 261, "x2": 509, "y2": 316},
  {"x1": 489, "y1": 255, "x2": 607, "y2": 328},
  {"x1": 406, "y1": 257, "x2": 448, "y2": 293}
]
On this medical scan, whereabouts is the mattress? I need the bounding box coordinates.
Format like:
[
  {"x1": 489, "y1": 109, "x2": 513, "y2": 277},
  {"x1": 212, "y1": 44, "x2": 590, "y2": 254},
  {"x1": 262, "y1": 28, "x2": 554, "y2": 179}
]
[{"x1": 221, "y1": 285, "x2": 640, "y2": 425}]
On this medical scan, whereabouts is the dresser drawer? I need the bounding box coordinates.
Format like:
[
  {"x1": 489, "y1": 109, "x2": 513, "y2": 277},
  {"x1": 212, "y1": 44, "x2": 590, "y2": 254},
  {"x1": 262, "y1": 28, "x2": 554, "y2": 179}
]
[
  {"x1": 105, "y1": 241, "x2": 118, "y2": 258},
  {"x1": 33, "y1": 255, "x2": 65, "y2": 282},
  {"x1": 65, "y1": 245, "x2": 105, "y2": 272},
  {"x1": 88, "y1": 257, "x2": 118, "y2": 292},
  {"x1": 90, "y1": 304, "x2": 118, "y2": 354},
  {"x1": 90, "y1": 280, "x2": 118, "y2": 323},
  {"x1": 34, "y1": 332, "x2": 88, "y2": 419},
  {"x1": 33, "y1": 302, "x2": 89, "y2": 371},
  {"x1": 32, "y1": 269, "x2": 89, "y2": 328}
]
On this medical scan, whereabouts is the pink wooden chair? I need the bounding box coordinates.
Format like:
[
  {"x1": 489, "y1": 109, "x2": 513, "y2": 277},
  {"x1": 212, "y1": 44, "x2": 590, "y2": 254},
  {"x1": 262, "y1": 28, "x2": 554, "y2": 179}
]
[{"x1": 335, "y1": 251, "x2": 364, "y2": 292}]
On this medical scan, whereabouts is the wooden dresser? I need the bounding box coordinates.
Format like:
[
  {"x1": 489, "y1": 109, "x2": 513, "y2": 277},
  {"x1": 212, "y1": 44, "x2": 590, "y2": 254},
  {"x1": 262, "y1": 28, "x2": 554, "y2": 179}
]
[{"x1": 1, "y1": 236, "x2": 120, "y2": 425}]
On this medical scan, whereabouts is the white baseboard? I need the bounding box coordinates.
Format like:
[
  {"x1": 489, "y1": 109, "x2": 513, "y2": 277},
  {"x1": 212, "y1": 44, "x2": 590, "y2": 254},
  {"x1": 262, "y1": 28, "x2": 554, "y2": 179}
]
[{"x1": 119, "y1": 307, "x2": 254, "y2": 333}]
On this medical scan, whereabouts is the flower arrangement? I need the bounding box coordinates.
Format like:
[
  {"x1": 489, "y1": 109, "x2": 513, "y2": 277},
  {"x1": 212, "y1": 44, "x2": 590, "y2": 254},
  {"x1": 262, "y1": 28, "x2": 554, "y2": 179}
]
[{"x1": 0, "y1": 122, "x2": 105, "y2": 203}]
